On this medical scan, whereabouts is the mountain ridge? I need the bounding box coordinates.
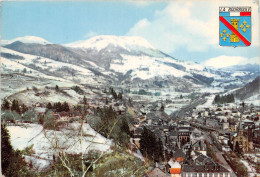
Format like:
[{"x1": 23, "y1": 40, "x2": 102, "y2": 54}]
[{"x1": 2, "y1": 35, "x2": 259, "y2": 90}]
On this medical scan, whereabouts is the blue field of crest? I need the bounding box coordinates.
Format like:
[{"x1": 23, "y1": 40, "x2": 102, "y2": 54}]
[{"x1": 219, "y1": 15, "x2": 251, "y2": 47}]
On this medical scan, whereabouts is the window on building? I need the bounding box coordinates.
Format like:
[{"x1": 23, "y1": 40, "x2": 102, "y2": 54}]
[
  {"x1": 214, "y1": 173, "x2": 218, "y2": 177},
  {"x1": 198, "y1": 173, "x2": 202, "y2": 177},
  {"x1": 192, "y1": 173, "x2": 196, "y2": 177},
  {"x1": 219, "y1": 172, "x2": 223, "y2": 177},
  {"x1": 225, "y1": 173, "x2": 229, "y2": 177},
  {"x1": 209, "y1": 173, "x2": 212, "y2": 177}
]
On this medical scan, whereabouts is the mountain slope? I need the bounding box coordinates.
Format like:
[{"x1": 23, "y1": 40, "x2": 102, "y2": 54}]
[
  {"x1": 220, "y1": 64, "x2": 259, "y2": 81},
  {"x1": 2, "y1": 36, "x2": 51, "y2": 45},
  {"x1": 2, "y1": 35, "x2": 258, "y2": 90},
  {"x1": 234, "y1": 76, "x2": 260, "y2": 100},
  {"x1": 1, "y1": 47, "x2": 111, "y2": 86}
]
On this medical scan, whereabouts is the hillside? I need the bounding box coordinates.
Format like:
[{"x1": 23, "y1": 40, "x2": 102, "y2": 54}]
[
  {"x1": 3, "y1": 35, "x2": 256, "y2": 89},
  {"x1": 234, "y1": 76, "x2": 260, "y2": 100}
]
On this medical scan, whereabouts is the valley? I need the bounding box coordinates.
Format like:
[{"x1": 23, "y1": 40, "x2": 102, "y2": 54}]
[{"x1": 1, "y1": 35, "x2": 260, "y2": 176}]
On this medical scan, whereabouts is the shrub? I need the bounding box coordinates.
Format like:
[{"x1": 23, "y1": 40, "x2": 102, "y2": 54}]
[{"x1": 71, "y1": 86, "x2": 84, "y2": 95}]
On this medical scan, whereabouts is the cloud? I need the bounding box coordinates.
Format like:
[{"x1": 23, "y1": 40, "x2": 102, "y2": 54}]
[
  {"x1": 127, "y1": 1, "x2": 154, "y2": 7},
  {"x1": 127, "y1": 2, "x2": 218, "y2": 53},
  {"x1": 238, "y1": 57, "x2": 260, "y2": 65},
  {"x1": 127, "y1": 0, "x2": 259, "y2": 54},
  {"x1": 204, "y1": 56, "x2": 259, "y2": 68},
  {"x1": 84, "y1": 31, "x2": 98, "y2": 39}
]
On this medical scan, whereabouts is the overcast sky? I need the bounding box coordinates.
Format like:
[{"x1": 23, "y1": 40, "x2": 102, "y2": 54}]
[{"x1": 1, "y1": 0, "x2": 259, "y2": 67}]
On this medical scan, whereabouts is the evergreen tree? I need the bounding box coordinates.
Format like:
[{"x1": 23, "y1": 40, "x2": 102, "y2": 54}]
[
  {"x1": 214, "y1": 95, "x2": 220, "y2": 103},
  {"x1": 118, "y1": 92, "x2": 123, "y2": 100},
  {"x1": 39, "y1": 114, "x2": 44, "y2": 125},
  {"x1": 112, "y1": 91, "x2": 118, "y2": 99},
  {"x1": 83, "y1": 96, "x2": 87, "y2": 105},
  {"x1": 109, "y1": 87, "x2": 114, "y2": 94},
  {"x1": 11, "y1": 99, "x2": 20, "y2": 114},
  {"x1": 1, "y1": 124, "x2": 13, "y2": 173},
  {"x1": 54, "y1": 102, "x2": 62, "y2": 112},
  {"x1": 121, "y1": 118, "x2": 130, "y2": 136},
  {"x1": 160, "y1": 104, "x2": 165, "y2": 112},
  {"x1": 156, "y1": 138, "x2": 164, "y2": 162},
  {"x1": 1, "y1": 99, "x2": 10, "y2": 110},
  {"x1": 22, "y1": 68, "x2": 27, "y2": 73},
  {"x1": 214, "y1": 94, "x2": 235, "y2": 104},
  {"x1": 62, "y1": 102, "x2": 70, "y2": 112},
  {"x1": 21, "y1": 103, "x2": 28, "y2": 114},
  {"x1": 139, "y1": 127, "x2": 163, "y2": 162},
  {"x1": 128, "y1": 98, "x2": 132, "y2": 106},
  {"x1": 46, "y1": 102, "x2": 52, "y2": 109},
  {"x1": 55, "y1": 85, "x2": 59, "y2": 91},
  {"x1": 140, "y1": 127, "x2": 149, "y2": 157}
]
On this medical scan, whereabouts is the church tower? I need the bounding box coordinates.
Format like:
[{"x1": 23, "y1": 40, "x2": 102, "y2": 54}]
[{"x1": 230, "y1": 19, "x2": 240, "y2": 42}]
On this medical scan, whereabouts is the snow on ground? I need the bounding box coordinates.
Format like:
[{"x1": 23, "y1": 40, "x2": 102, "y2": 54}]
[
  {"x1": 197, "y1": 94, "x2": 215, "y2": 108},
  {"x1": 6, "y1": 89, "x2": 82, "y2": 106},
  {"x1": 127, "y1": 149, "x2": 145, "y2": 162},
  {"x1": 7, "y1": 123, "x2": 112, "y2": 171},
  {"x1": 1, "y1": 47, "x2": 105, "y2": 85},
  {"x1": 164, "y1": 107, "x2": 178, "y2": 115},
  {"x1": 110, "y1": 53, "x2": 219, "y2": 81},
  {"x1": 198, "y1": 87, "x2": 223, "y2": 93},
  {"x1": 1, "y1": 58, "x2": 67, "y2": 82},
  {"x1": 232, "y1": 71, "x2": 249, "y2": 77},
  {"x1": 110, "y1": 54, "x2": 191, "y2": 80},
  {"x1": 243, "y1": 94, "x2": 260, "y2": 106},
  {"x1": 24, "y1": 155, "x2": 51, "y2": 171},
  {"x1": 129, "y1": 139, "x2": 145, "y2": 162}
]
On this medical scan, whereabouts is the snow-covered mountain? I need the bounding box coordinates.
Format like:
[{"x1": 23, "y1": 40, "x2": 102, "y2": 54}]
[
  {"x1": 219, "y1": 63, "x2": 259, "y2": 81},
  {"x1": 65, "y1": 35, "x2": 156, "y2": 52},
  {"x1": 2, "y1": 35, "x2": 258, "y2": 91},
  {"x1": 1, "y1": 36, "x2": 51, "y2": 45}
]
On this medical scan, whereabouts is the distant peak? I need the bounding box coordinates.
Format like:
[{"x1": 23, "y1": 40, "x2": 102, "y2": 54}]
[
  {"x1": 65, "y1": 35, "x2": 155, "y2": 51},
  {"x1": 2, "y1": 36, "x2": 51, "y2": 45}
]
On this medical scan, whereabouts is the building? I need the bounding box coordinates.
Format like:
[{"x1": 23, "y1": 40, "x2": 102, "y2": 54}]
[
  {"x1": 192, "y1": 140, "x2": 207, "y2": 156},
  {"x1": 181, "y1": 164, "x2": 231, "y2": 177},
  {"x1": 233, "y1": 124, "x2": 253, "y2": 152},
  {"x1": 172, "y1": 149, "x2": 186, "y2": 162},
  {"x1": 178, "y1": 127, "x2": 191, "y2": 145},
  {"x1": 168, "y1": 161, "x2": 181, "y2": 177}
]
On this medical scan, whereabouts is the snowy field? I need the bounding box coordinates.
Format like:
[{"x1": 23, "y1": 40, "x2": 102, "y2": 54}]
[{"x1": 7, "y1": 123, "x2": 112, "y2": 171}]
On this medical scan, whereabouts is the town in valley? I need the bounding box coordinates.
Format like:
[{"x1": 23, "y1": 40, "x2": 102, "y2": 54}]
[{"x1": 1, "y1": 1, "x2": 260, "y2": 177}]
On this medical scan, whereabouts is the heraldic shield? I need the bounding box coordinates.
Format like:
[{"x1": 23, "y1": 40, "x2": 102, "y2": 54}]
[{"x1": 219, "y1": 7, "x2": 251, "y2": 47}]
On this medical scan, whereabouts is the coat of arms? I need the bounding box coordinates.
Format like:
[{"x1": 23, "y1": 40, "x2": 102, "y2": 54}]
[{"x1": 219, "y1": 7, "x2": 251, "y2": 47}]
